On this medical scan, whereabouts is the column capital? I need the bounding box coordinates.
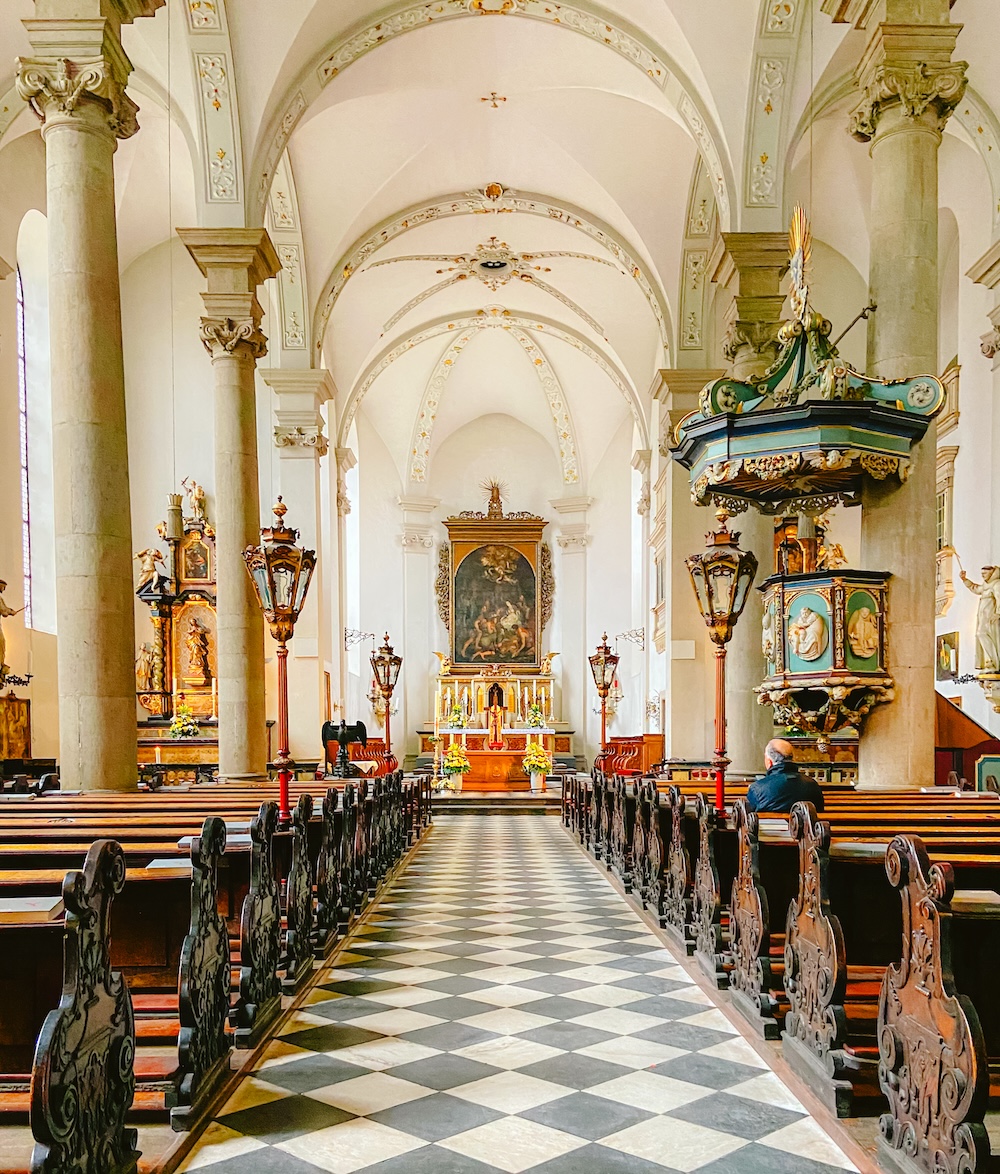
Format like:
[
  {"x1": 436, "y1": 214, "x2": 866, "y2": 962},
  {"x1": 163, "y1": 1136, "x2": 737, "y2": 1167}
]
[
  {"x1": 262, "y1": 368, "x2": 336, "y2": 459},
  {"x1": 17, "y1": 1, "x2": 163, "y2": 138},
  {"x1": 653, "y1": 370, "x2": 726, "y2": 454},
  {"x1": 180, "y1": 229, "x2": 280, "y2": 363},
  {"x1": 398, "y1": 495, "x2": 439, "y2": 553},
  {"x1": 710, "y1": 234, "x2": 788, "y2": 380},
  {"x1": 967, "y1": 238, "x2": 1000, "y2": 292},
  {"x1": 549, "y1": 496, "x2": 593, "y2": 550},
  {"x1": 849, "y1": 24, "x2": 966, "y2": 143}
]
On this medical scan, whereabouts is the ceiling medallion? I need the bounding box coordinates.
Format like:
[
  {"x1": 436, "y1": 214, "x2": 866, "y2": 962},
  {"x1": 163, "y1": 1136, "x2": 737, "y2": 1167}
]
[{"x1": 367, "y1": 237, "x2": 621, "y2": 337}]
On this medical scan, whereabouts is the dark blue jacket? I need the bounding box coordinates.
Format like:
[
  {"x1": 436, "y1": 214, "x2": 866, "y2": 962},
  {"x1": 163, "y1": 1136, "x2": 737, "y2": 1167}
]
[{"x1": 745, "y1": 761, "x2": 824, "y2": 814}]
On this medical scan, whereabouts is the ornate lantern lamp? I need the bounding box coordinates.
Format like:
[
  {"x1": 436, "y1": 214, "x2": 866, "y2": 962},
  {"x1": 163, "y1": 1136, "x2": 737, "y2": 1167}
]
[
  {"x1": 371, "y1": 633, "x2": 402, "y2": 763},
  {"x1": 588, "y1": 633, "x2": 620, "y2": 752},
  {"x1": 243, "y1": 498, "x2": 316, "y2": 827},
  {"x1": 685, "y1": 510, "x2": 758, "y2": 810}
]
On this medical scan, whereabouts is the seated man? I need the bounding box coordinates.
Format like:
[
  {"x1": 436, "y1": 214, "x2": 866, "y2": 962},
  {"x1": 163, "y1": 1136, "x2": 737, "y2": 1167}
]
[{"x1": 745, "y1": 738, "x2": 825, "y2": 814}]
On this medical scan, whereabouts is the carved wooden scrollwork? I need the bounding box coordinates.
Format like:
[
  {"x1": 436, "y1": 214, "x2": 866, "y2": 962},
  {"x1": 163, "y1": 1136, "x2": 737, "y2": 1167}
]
[
  {"x1": 231, "y1": 802, "x2": 281, "y2": 1048},
  {"x1": 282, "y1": 794, "x2": 316, "y2": 994},
  {"x1": 590, "y1": 771, "x2": 605, "y2": 858},
  {"x1": 646, "y1": 785, "x2": 666, "y2": 925},
  {"x1": 30, "y1": 839, "x2": 139, "y2": 1174},
  {"x1": 175, "y1": 816, "x2": 232, "y2": 1128},
  {"x1": 632, "y1": 781, "x2": 650, "y2": 907},
  {"x1": 663, "y1": 786, "x2": 694, "y2": 954},
  {"x1": 728, "y1": 799, "x2": 782, "y2": 1034},
  {"x1": 339, "y1": 784, "x2": 357, "y2": 930},
  {"x1": 314, "y1": 789, "x2": 341, "y2": 959},
  {"x1": 354, "y1": 780, "x2": 371, "y2": 911},
  {"x1": 878, "y1": 835, "x2": 990, "y2": 1174},
  {"x1": 784, "y1": 802, "x2": 847, "y2": 1061},
  {"x1": 692, "y1": 793, "x2": 727, "y2": 987}
]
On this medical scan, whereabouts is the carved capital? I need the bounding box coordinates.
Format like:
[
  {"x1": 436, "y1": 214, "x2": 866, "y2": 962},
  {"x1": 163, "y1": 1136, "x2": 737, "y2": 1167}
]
[
  {"x1": 274, "y1": 425, "x2": 328, "y2": 457},
  {"x1": 849, "y1": 60, "x2": 968, "y2": 142},
  {"x1": 199, "y1": 316, "x2": 268, "y2": 360},
  {"x1": 981, "y1": 329, "x2": 1000, "y2": 361},
  {"x1": 401, "y1": 527, "x2": 435, "y2": 551},
  {"x1": 722, "y1": 319, "x2": 782, "y2": 365},
  {"x1": 16, "y1": 54, "x2": 139, "y2": 138},
  {"x1": 556, "y1": 532, "x2": 591, "y2": 550}
]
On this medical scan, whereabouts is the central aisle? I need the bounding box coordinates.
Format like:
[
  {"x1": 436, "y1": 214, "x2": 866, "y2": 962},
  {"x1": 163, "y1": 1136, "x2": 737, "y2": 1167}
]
[{"x1": 181, "y1": 816, "x2": 858, "y2": 1174}]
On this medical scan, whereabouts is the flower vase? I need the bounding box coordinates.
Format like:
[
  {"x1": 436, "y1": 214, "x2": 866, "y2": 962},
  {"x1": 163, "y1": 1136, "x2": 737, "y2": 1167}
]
[
  {"x1": 530, "y1": 771, "x2": 543, "y2": 793},
  {"x1": 453, "y1": 772, "x2": 463, "y2": 792}
]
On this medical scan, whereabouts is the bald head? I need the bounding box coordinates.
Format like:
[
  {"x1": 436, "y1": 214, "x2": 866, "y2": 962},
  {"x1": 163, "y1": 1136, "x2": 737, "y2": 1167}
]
[{"x1": 764, "y1": 738, "x2": 795, "y2": 769}]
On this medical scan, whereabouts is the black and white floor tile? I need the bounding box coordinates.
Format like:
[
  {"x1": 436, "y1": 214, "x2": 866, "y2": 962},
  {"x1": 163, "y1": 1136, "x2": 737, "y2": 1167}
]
[{"x1": 180, "y1": 815, "x2": 858, "y2": 1174}]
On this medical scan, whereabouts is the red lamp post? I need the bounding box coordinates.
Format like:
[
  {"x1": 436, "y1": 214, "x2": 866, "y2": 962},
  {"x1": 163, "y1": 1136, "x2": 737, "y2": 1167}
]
[
  {"x1": 685, "y1": 510, "x2": 758, "y2": 812},
  {"x1": 588, "y1": 633, "x2": 620, "y2": 753},
  {"x1": 371, "y1": 634, "x2": 402, "y2": 766},
  {"x1": 243, "y1": 498, "x2": 316, "y2": 828}
]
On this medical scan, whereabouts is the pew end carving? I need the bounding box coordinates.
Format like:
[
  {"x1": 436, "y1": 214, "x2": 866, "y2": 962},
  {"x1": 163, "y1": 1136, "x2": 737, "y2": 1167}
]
[
  {"x1": 692, "y1": 793, "x2": 730, "y2": 988},
  {"x1": 30, "y1": 840, "x2": 140, "y2": 1174},
  {"x1": 663, "y1": 786, "x2": 695, "y2": 956},
  {"x1": 231, "y1": 803, "x2": 281, "y2": 1050}
]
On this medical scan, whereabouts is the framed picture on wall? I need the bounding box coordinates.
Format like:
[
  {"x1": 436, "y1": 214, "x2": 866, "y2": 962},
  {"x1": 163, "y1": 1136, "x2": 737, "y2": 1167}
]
[{"x1": 936, "y1": 632, "x2": 959, "y2": 682}]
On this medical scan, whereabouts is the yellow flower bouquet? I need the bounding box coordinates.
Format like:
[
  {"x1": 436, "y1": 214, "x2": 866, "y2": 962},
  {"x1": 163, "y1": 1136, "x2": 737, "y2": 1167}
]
[
  {"x1": 522, "y1": 741, "x2": 551, "y2": 777},
  {"x1": 442, "y1": 742, "x2": 471, "y2": 776}
]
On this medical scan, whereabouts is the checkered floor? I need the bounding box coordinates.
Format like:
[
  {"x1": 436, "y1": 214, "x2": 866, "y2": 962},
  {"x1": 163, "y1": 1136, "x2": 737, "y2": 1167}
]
[{"x1": 179, "y1": 815, "x2": 858, "y2": 1174}]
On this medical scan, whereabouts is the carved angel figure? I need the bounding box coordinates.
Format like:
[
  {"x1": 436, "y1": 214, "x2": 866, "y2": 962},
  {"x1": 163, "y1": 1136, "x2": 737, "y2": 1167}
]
[
  {"x1": 761, "y1": 606, "x2": 775, "y2": 662},
  {"x1": 817, "y1": 542, "x2": 847, "y2": 571},
  {"x1": 961, "y1": 566, "x2": 1000, "y2": 672},
  {"x1": 539, "y1": 651, "x2": 559, "y2": 675},
  {"x1": 135, "y1": 643, "x2": 154, "y2": 692},
  {"x1": 134, "y1": 547, "x2": 165, "y2": 591}
]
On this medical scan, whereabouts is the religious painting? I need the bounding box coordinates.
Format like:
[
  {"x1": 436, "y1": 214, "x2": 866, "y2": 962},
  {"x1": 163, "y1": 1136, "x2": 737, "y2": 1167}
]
[
  {"x1": 183, "y1": 538, "x2": 210, "y2": 581},
  {"x1": 936, "y1": 631, "x2": 959, "y2": 682},
  {"x1": 0, "y1": 692, "x2": 30, "y2": 759},
  {"x1": 453, "y1": 543, "x2": 538, "y2": 667}
]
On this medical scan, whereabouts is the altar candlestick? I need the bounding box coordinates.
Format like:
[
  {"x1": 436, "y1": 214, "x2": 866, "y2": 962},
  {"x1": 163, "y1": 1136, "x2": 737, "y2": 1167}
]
[{"x1": 532, "y1": 679, "x2": 537, "y2": 705}]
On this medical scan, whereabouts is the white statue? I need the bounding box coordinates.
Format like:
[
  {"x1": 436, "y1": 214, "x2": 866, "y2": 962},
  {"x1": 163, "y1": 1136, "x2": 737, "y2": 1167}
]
[
  {"x1": 847, "y1": 606, "x2": 879, "y2": 660},
  {"x1": 0, "y1": 580, "x2": 24, "y2": 680},
  {"x1": 818, "y1": 541, "x2": 847, "y2": 571},
  {"x1": 181, "y1": 477, "x2": 208, "y2": 523},
  {"x1": 961, "y1": 566, "x2": 1000, "y2": 672},
  {"x1": 134, "y1": 547, "x2": 165, "y2": 591},
  {"x1": 788, "y1": 605, "x2": 828, "y2": 662},
  {"x1": 135, "y1": 642, "x2": 154, "y2": 692},
  {"x1": 539, "y1": 650, "x2": 559, "y2": 675}
]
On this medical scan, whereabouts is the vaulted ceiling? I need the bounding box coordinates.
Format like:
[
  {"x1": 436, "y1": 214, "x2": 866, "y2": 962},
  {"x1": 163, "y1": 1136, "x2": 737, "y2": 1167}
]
[{"x1": 2, "y1": 0, "x2": 999, "y2": 492}]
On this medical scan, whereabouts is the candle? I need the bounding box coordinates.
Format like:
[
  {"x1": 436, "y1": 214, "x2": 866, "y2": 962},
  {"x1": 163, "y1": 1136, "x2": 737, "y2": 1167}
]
[
  {"x1": 211, "y1": 678, "x2": 218, "y2": 719},
  {"x1": 172, "y1": 675, "x2": 178, "y2": 698},
  {"x1": 532, "y1": 679, "x2": 537, "y2": 705}
]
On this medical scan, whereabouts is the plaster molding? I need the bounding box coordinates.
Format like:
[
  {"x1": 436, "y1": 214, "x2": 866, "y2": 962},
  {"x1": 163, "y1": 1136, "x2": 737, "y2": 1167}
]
[
  {"x1": 259, "y1": 367, "x2": 336, "y2": 405},
  {"x1": 266, "y1": 152, "x2": 310, "y2": 356},
  {"x1": 338, "y1": 306, "x2": 647, "y2": 450},
  {"x1": 273, "y1": 424, "x2": 328, "y2": 457},
  {"x1": 335, "y1": 447, "x2": 356, "y2": 516},
  {"x1": 408, "y1": 328, "x2": 478, "y2": 484},
  {"x1": 313, "y1": 186, "x2": 671, "y2": 360},
  {"x1": 248, "y1": 0, "x2": 735, "y2": 231}
]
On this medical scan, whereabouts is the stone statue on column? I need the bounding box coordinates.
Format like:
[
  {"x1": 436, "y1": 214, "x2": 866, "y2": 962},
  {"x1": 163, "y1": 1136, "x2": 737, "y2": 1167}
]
[{"x1": 961, "y1": 567, "x2": 1000, "y2": 672}]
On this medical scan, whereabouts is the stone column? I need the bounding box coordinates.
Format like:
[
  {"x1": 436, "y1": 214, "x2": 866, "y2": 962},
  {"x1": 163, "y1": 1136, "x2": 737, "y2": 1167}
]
[
  {"x1": 709, "y1": 235, "x2": 788, "y2": 773},
  {"x1": 178, "y1": 230, "x2": 280, "y2": 779},
  {"x1": 333, "y1": 447, "x2": 356, "y2": 711},
  {"x1": 398, "y1": 496, "x2": 439, "y2": 765},
  {"x1": 967, "y1": 242, "x2": 1000, "y2": 565},
  {"x1": 842, "y1": 2, "x2": 966, "y2": 787},
  {"x1": 260, "y1": 368, "x2": 334, "y2": 761},
  {"x1": 550, "y1": 496, "x2": 592, "y2": 765},
  {"x1": 17, "y1": 0, "x2": 164, "y2": 791},
  {"x1": 655, "y1": 370, "x2": 725, "y2": 761}
]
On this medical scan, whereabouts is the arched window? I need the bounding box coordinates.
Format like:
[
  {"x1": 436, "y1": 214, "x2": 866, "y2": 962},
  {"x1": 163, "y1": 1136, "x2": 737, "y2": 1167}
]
[{"x1": 16, "y1": 210, "x2": 55, "y2": 634}]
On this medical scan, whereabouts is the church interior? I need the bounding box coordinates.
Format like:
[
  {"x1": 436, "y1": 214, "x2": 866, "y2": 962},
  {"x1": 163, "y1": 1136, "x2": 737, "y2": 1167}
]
[{"x1": 2, "y1": 1, "x2": 1000, "y2": 1171}]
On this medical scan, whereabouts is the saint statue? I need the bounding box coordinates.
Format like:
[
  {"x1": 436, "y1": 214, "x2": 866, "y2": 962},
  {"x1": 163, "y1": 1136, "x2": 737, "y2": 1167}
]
[
  {"x1": 847, "y1": 606, "x2": 879, "y2": 660},
  {"x1": 134, "y1": 547, "x2": 165, "y2": 591},
  {"x1": 761, "y1": 605, "x2": 775, "y2": 661},
  {"x1": 961, "y1": 566, "x2": 1000, "y2": 672},
  {"x1": 788, "y1": 605, "x2": 828, "y2": 661},
  {"x1": 135, "y1": 642, "x2": 154, "y2": 692},
  {"x1": 185, "y1": 617, "x2": 212, "y2": 683},
  {"x1": 0, "y1": 581, "x2": 24, "y2": 682},
  {"x1": 181, "y1": 477, "x2": 208, "y2": 523}
]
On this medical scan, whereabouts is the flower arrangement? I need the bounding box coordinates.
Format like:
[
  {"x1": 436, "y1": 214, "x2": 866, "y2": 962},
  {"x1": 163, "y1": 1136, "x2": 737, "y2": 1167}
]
[
  {"x1": 526, "y1": 704, "x2": 546, "y2": 728},
  {"x1": 170, "y1": 702, "x2": 199, "y2": 739},
  {"x1": 522, "y1": 741, "x2": 552, "y2": 777},
  {"x1": 442, "y1": 742, "x2": 471, "y2": 776},
  {"x1": 448, "y1": 704, "x2": 468, "y2": 729}
]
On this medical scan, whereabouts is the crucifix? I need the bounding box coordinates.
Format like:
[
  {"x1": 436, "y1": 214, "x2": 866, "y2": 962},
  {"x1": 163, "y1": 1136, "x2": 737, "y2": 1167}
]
[{"x1": 480, "y1": 92, "x2": 507, "y2": 108}]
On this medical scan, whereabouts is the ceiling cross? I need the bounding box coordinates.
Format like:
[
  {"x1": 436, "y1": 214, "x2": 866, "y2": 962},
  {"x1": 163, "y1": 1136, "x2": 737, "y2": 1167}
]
[{"x1": 480, "y1": 92, "x2": 507, "y2": 108}]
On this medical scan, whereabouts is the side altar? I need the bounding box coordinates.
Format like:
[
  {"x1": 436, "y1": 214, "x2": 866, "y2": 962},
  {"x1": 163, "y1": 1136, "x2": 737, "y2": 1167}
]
[{"x1": 421, "y1": 484, "x2": 575, "y2": 788}]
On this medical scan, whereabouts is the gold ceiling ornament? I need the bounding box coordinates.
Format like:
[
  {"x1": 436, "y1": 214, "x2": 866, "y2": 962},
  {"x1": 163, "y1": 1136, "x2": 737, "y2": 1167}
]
[
  {"x1": 366, "y1": 236, "x2": 620, "y2": 337},
  {"x1": 468, "y1": 0, "x2": 523, "y2": 11}
]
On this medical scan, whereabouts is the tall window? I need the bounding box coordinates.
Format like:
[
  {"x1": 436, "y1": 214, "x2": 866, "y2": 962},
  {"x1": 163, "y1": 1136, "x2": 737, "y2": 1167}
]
[
  {"x1": 16, "y1": 209, "x2": 56, "y2": 635},
  {"x1": 15, "y1": 269, "x2": 32, "y2": 629}
]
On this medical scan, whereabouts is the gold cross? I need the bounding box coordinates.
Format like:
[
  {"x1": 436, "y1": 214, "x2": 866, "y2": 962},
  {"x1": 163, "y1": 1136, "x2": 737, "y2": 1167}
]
[{"x1": 481, "y1": 92, "x2": 507, "y2": 108}]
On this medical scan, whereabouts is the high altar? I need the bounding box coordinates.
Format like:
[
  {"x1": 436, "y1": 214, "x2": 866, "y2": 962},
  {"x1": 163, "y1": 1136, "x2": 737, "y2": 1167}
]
[{"x1": 418, "y1": 484, "x2": 574, "y2": 788}]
